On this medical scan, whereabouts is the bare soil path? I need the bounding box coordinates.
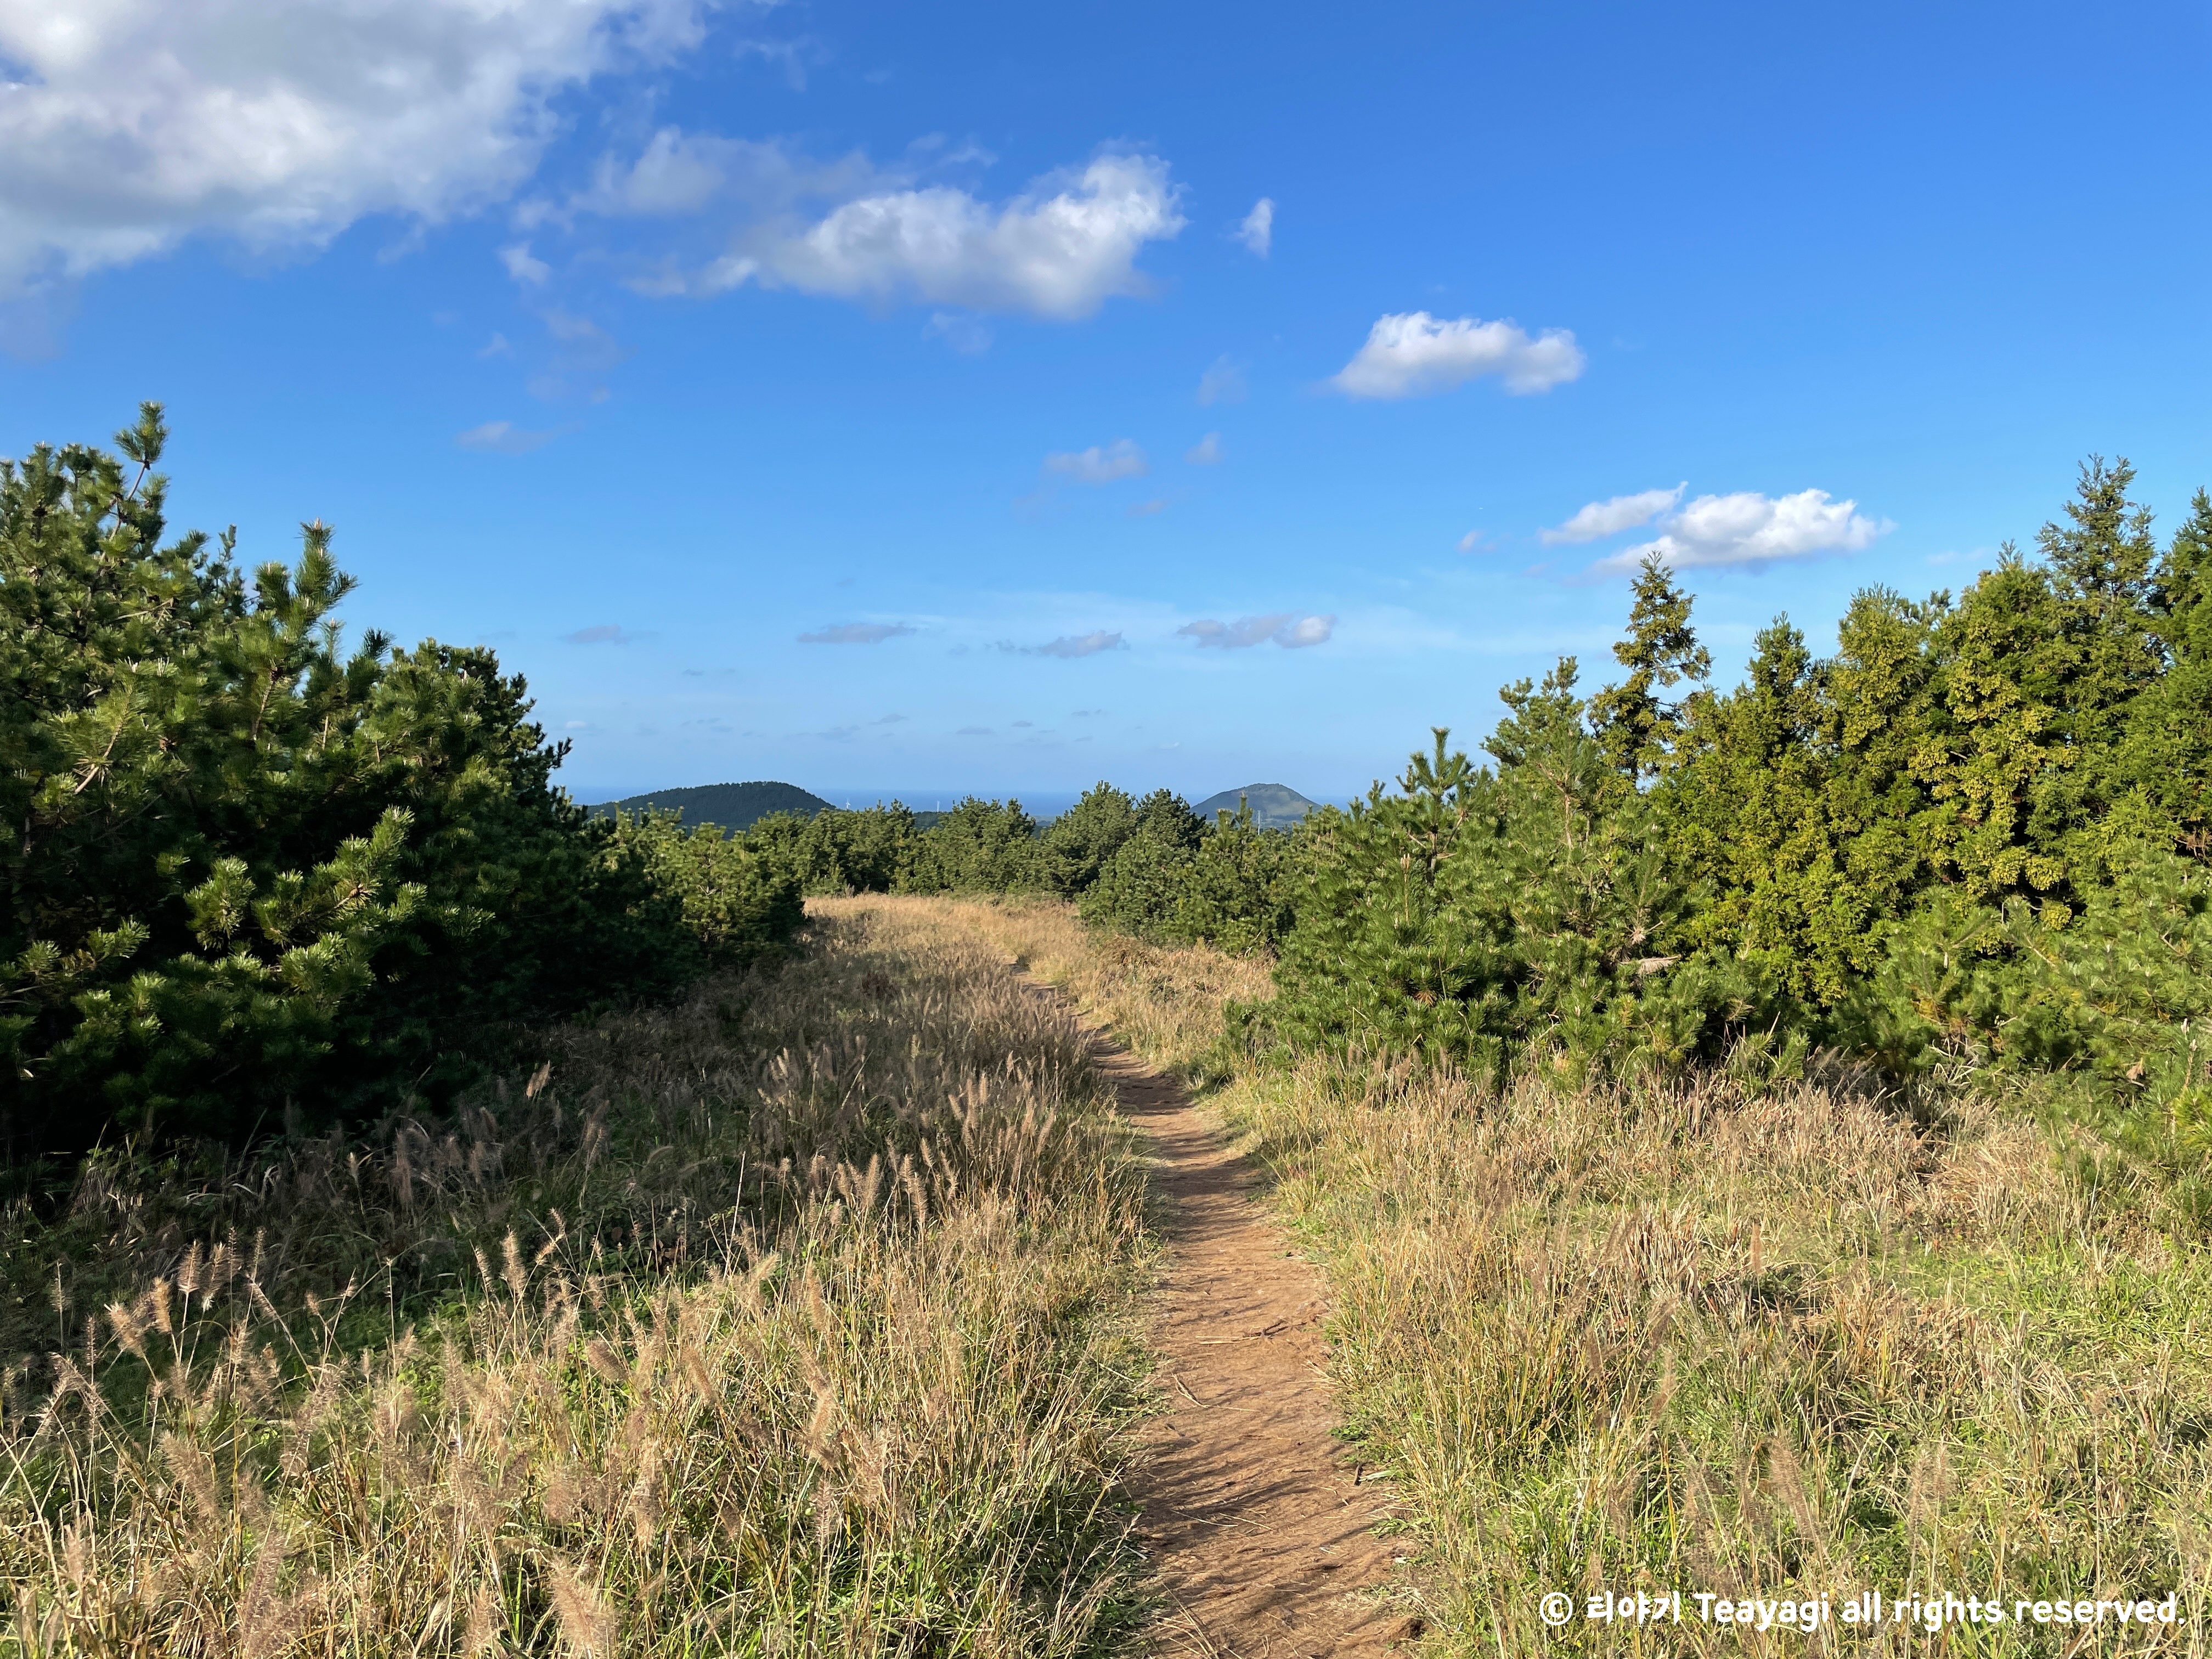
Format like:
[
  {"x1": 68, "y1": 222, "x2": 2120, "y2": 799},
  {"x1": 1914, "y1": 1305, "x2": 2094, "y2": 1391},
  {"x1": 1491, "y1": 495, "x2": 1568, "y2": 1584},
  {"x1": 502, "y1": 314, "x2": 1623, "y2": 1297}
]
[{"x1": 1077, "y1": 1028, "x2": 1406, "y2": 1657}]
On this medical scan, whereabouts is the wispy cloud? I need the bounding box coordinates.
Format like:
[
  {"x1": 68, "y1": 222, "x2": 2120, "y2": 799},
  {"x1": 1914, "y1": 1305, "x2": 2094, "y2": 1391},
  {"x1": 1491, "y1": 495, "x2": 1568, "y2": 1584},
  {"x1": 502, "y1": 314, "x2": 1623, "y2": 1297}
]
[
  {"x1": 1542, "y1": 483, "x2": 1686, "y2": 545},
  {"x1": 798, "y1": 622, "x2": 918, "y2": 644},
  {"x1": 1235, "y1": 197, "x2": 1274, "y2": 257},
  {"x1": 1458, "y1": 529, "x2": 1491, "y2": 554},
  {"x1": 1043, "y1": 439, "x2": 1147, "y2": 484},
  {"x1": 1186, "y1": 431, "x2": 1224, "y2": 465},
  {"x1": 565, "y1": 623, "x2": 637, "y2": 645},
  {"x1": 1178, "y1": 613, "x2": 1336, "y2": 650},
  {"x1": 1590, "y1": 489, "x2": 1889, "y2": 575},
  {"x1": 1030, "y1": 630, "x2": 1126, "y2": 658},
  {"x1": 924, "y1": 311, "x2": 992, "y2": 353},
  {"x1": 458, "y1": 420, "x2": 567, "y2": 454},
  {"x1": 1330, "y1": 311, "x2": 1584, "y2": 399},
  {"x1": 1127, "y1": 498, "x2": 1169, "y2": 518},
  {"x1": 500, "y1": 242, "x2": 551, "y2": 286},
  {"x1": 956, "y1": 725, "x2": 993, "y2": 736},
  {"x1": 1196, "y1": 355, "x2": 1246, "y2": 405}
]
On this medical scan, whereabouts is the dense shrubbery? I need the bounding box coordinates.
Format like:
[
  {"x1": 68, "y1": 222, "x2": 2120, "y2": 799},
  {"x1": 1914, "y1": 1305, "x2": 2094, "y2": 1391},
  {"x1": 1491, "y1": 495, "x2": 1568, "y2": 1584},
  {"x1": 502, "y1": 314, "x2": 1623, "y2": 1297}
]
[
  {"x1": 1268, "y1": 460, "x2": 2212, "y2": 1197},
  {"x1": 733, "y1": 783, "x2": 1303, "y2": 953},
  {"x1": 0, "y1": 407, "x2": 797, "y2": 1152}
]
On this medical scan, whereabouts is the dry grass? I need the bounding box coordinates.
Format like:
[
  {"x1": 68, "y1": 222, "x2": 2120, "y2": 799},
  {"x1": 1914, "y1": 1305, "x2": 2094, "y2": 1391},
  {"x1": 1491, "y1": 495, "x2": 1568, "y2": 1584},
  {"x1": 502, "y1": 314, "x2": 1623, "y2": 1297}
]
[
  {"x1": 1, "y1": 900, "x2": 1154, "y2": 1657},
  {"x1": 915, "y1": 897, "x2": 2212, "y2": 1657}
]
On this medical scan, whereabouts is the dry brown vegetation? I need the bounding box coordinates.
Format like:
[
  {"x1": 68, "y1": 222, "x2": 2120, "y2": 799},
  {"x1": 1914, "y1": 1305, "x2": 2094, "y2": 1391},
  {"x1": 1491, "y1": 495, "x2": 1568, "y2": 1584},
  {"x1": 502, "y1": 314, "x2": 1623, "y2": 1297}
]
[
  {"x1": 2, "y1": 901, "x2": 1154, "y2": 1657},
  {"x1": 12, "y1": 889, "x2": 2211, "y2": 1657},
  {"x1": 940, "y1": 897, "x2": 2212, "y2": 1657}
]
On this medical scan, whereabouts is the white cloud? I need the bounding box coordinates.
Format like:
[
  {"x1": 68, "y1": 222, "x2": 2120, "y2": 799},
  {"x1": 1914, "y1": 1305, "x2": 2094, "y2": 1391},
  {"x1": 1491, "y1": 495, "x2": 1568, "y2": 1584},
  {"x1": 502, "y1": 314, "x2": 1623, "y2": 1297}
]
[
  {"x1": 0, "y1": 0, "x2": 713, "y2": 298},
  {"x1": 500, "y1": 243, "x2": 551, "y2": 286},
  {"x1": 741, "y1": 153, "x2": 1183, "y2": 319},
  {"x1": 1196, "y1": 355, "x2": 1245, "y2": 405},
  {"x1": 1542, "y1": 483, "x2": 1686, "y2": 545},
  {"x1": 561, "y1": 129, "x2": 882, "y2": 227},
  {"x1": 1043, "y1": 439, "x2": 1147, "y2": 484},
  {"x1": 456, "y1": 420, "x2": 565, "y2": 454},
  {"x1": 1127, "y1": 499, "x2": 1169, "y2": 518},
  {"x1": 1235, "y1": 197, "x2": 1273, "y2": 257},
  {"x1": 798, "y1": 622, "x2": 917, "y2": 644},
  {"x1": 571, "y1": 127, "x2": 746, "y2": 217},
  {"x1": 1186, "y1": 432, "x2": 1223, "y2": 465},
  {"x1": 1330, "y1": 311, "x2": 1585, "y2": 399},
  {"x1": 1593, "y1": 489, "x2": 1889, "y2": 575},
  {"x1": 1031, "y1": 630, "x2": 1126, "y2": 658},
  {"x1": 1457, "y1": 529, "x2": 1488, "y2": 554},
  {"x1": 1178, "y1": 613, "x2": 1335, "y2": 650}
]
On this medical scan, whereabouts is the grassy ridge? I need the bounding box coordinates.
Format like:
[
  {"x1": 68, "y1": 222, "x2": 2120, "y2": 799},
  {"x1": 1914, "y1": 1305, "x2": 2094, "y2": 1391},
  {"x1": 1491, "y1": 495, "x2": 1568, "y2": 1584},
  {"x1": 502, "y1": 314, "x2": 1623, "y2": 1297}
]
[
  {"x1": 1, "y1": 902, "x2": 1153, "y2": 1656},
  {"x1": 945, "y1": 898, "x2": 2212, "y2": 1657}
]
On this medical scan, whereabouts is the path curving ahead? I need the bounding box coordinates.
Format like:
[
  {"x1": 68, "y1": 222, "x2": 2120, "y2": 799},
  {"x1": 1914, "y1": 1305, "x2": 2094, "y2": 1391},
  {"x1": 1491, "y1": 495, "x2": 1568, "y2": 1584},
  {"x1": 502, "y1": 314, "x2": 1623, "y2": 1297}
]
[{"x1": 1081, "y1": 1031, "x2": 1406, "y2": 1657}]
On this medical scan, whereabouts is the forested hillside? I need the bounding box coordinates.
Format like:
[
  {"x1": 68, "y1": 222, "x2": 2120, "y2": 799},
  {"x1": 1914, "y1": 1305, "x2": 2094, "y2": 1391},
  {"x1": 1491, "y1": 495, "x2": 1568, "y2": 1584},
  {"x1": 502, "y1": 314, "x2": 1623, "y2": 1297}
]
[{"x1": 587, "y1": 780, "x2": 833, "y2": 832}]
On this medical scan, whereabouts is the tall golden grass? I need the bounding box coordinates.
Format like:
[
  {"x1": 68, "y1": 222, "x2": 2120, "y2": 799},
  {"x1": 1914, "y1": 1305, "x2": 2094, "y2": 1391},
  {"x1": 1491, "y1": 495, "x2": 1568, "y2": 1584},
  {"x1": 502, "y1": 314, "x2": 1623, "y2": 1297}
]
[
  {"x1": 933, "y1": 897, "x2": 2212, "y2": 1657},
  {"x1": 2, "y1": 902, "x2": 1153, "y2": 1657}
]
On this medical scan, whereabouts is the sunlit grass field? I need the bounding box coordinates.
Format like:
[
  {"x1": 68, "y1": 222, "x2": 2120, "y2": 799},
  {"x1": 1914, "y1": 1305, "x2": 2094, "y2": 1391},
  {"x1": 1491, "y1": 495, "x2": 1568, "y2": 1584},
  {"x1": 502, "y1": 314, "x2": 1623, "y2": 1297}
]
[
  {"x1": 2, "y1": 902, "x2": 1155, "y2": 1657},
  {"x1": 956, "y1": 896, "x2": 2212, "y2": 1657}
]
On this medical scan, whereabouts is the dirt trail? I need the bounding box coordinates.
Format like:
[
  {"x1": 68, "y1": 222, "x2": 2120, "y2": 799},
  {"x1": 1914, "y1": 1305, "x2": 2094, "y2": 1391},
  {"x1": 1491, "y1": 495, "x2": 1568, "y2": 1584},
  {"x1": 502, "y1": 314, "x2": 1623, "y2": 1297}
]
[{"x1": 1078, "y1": 1029, "x2": 1406, "y2": 1657}]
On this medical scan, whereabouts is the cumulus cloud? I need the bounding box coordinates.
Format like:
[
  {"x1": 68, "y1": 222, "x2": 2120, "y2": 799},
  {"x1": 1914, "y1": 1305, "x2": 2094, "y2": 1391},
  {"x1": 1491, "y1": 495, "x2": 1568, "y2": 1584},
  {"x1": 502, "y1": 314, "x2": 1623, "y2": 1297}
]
[
  {"x1": 1235, "y1": 197, "x2": 1273, "y2": 257},
  {"x1": 1178, "y1": 613, "x2": 1336, "y2": 650},
  {"x1": 687, "y1": 153, "x2": 1183, "y2": 319},
  {"x1": 1195, "y1": 355, "x2": 1245, "y2": 405},
  {"x1": 0, "y1": 0, "x2": 712, "y2": 300},
  {"x1": 1542, "y1": 483, "x2": 1686, "y2": 545},
  {"x1": 1030, "y1": 630, "x2": 1126, "y2": 658},
  {"x1": 1330, "y1": 311, "x2": 1585, "y2": 399},
  {"x1": 1043, "y1": 439, "x2": 1147, "y2": 484},
  {"x1": 1186, "y1": 432, "x2": 1224, "y2": 465},
  {"x1": 797, "y1": 622, "x2": 917, "y2": 644},
  {"x1": 1592, "y1": 489, "x2": 1889, "y2": 575},
  {"x1": 457, "y1": 420, "x2": 566, "y2": 454}
]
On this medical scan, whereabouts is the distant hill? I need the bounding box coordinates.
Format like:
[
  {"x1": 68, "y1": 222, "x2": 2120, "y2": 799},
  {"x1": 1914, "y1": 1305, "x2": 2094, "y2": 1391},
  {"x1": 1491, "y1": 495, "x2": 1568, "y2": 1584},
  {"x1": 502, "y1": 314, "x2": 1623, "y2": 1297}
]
[
  {"x1": 586, "y1": 781, "x2": 832, "y2": 834},
  {"x1": 1193, "y1": 783, "x2": 1318, "y2": 830}
]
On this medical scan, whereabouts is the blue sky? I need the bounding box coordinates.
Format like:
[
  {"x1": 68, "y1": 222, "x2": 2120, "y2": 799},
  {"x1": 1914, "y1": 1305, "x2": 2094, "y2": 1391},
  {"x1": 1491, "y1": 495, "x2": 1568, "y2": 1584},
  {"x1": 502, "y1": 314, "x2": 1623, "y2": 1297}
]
[{"x1": 4, "y1": 0, "x2": 2209, "y2": 806}]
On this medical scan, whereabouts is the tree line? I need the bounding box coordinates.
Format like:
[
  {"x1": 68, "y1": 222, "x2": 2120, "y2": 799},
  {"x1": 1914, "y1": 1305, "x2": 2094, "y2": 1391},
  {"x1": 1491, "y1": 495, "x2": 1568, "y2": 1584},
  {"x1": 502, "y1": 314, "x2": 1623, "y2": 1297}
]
[
  {"x1": 1, "y1": 408, "x2": 800, "y2": 1152},
  {"x1": 13, "y1": 408, "x2": 2210, "y2": 1205},
  {"x1": 748, "y1": 458, "x2": 2212, "y2": 1208}
]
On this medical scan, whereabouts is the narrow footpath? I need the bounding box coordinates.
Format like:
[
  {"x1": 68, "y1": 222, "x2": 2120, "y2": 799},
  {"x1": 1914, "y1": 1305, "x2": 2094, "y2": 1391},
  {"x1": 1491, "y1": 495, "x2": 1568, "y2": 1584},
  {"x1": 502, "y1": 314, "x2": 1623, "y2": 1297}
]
[{"x1": 1081, "y1": 1030, "x2": 1406, "y2": 1657}]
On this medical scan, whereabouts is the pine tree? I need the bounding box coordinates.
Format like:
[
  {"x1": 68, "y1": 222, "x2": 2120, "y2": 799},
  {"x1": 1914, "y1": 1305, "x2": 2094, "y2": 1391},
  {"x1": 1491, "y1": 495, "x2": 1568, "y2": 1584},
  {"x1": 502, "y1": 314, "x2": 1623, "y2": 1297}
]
[{"x1": 1588, "y1": 555, "x2": 1711, "y2": 782}]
